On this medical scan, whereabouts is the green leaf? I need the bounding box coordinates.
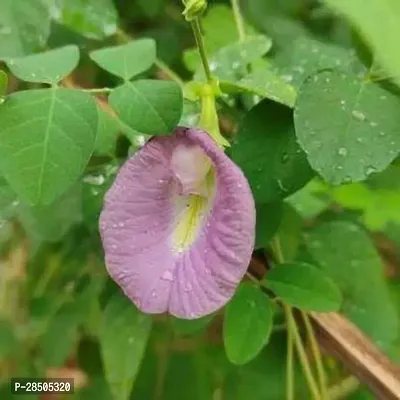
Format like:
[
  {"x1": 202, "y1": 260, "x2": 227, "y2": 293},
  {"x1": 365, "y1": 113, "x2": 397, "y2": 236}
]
[
  {"x1": 0, "y1": 177, "x2": 17, "y2": 218},
  {"x1": 183, "y1": 4, "x2": 255, "y2": 71},
  {"x1": 278, "y1": 204, "x2": 304, "y2": 261},
  {"x1": 266, "y1": 262, "x2": 342, "y2": 312},
  {"x1": 223, "y1": 283, "x2": 274, "y2": 365},
  {"x1": 6, "y1": 46, "x2": 79, "y2": 84},
  {"x1": 323, "y1": 0, "x2": 400, "y2": 87},
  {"x1": 195, "y1": 36, "x2": 272, "y2": 81},
  {"x1": 90, "y1": 39, "x2": 156, "y2": 80},
  {"x1": 0, "y1": 0, "x2": 50, "y2": 58},
  {"x1": 255, "y1": 201, "x2": 283, "y2": 250},
  {"x1": 220, "y1": 67, "x2": 297, "y2": 108},
  {"x1": 94, "y1": 109, "x2": 119, "y2": 155},
  {"x1": 110, "y1": 80, "x2": 183, "y2": 135},
  {"x1": 305, "y1": 221, "x2": 399, "y2": 348},
  {"x1": 17, "y1": 185, "x2": 82, "y2": 242},
  {"x1": 294, "y1": 69, "x2": 400, "y2": 185},
  {"x1": 100, "y1": 293, "x2": 152, "y2": 400},
  {"x1": 0, "y1": 319, "x2": 18, "y2": 359},
  {"x1": 286, "y1": 180, "x2": 330, "y2": 219},
  {"x1": 274, "y1": 35, "x2": 360, "y2": 88},
  {"x1": 0, "y1": 88, "x2": 98, "y2": 205},
  {"x1": 0, "y1": 71, "x2": 7, "y2": 96},
  {"x1": 224, "y1": 332, "x2": 308, "y2": 400},
  {"x1": 39, "y1": 302, "x2": 82, "y2": 367},
  {"x1": 170, "y1": 314, "x2": 215, "y2": 335},
  {"x1": 52, "y1": 0, "x2": 118, "y2": 40},
  {"x1": 231, "y1": 100, "x2": 314, "y2": 203}
]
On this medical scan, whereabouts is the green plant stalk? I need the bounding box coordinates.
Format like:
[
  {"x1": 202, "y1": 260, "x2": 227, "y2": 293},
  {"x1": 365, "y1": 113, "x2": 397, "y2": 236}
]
[
  {"x1": 284, "y1": 305, "x2": 322, "y2": 400},
  {"x1": 286, "y1": 310, "x2": 295, "y2": 400},
  {"x1": 190, "y1": 18, "x2": 213, "y2": 83},
  {"x1": 273, "y1": 236, "x2": 322, "y2": 400},
  {"x1": 327, "y1": 376, "x2": 359, "y2": 399},
  {"x1": 301, "y1": 311, "x2": 329, "y2": 399},
  {"x1": 231, "y1": 0, "x2": 246, "y2": 42}
]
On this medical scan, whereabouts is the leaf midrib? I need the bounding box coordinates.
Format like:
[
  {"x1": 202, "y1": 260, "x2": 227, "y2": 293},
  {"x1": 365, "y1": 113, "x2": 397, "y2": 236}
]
[{"x1": 36, "y1": 87, "x2": 57, "y2": 203}]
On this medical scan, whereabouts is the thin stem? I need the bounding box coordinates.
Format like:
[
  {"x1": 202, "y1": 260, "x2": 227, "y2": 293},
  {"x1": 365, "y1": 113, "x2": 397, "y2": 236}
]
[
  {"x1": 284, "y1": 305, "x2": 321, "y2": 400},
  {"x1": 191, "y1": 18, "x2": 212, "y2": 83},
  {"x1": 286, "y1": 310, "x2": 295, "y2": 400},
  {"x1": 272, "y1": 235, "x2": 285, "y2": 264},
  {"x1": 301, "y1": 311, "x2": 329, "y2": 399},
  {"x1": 231, "y1": 0, "x2": 246, "y2": 42},
  {"x1": 154, "y1": 58, "x2": 185, "y2": 89}
]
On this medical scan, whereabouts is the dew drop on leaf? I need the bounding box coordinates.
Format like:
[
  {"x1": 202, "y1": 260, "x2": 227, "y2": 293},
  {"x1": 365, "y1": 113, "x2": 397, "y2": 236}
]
[
  {"x1": 352, "y1": 110, "x2": 366, "y2": 121},
  {"x1": 338, "y1": 147, "x2": 347, "y2": 156}
]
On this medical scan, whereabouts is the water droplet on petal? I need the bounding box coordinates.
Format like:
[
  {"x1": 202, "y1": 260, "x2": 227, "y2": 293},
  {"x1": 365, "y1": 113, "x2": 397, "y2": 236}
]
[
  {"x1": 161, "y1": 270, "x2": 174, "y2": 281},
  {"x1": 184, "y1": 283, "x2": 193, "y2": 292}
]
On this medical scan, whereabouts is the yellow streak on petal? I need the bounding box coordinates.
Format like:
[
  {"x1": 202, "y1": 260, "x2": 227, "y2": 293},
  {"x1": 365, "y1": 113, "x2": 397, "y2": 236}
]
[{"x1": 171, "y1": 171, "x2": 215, "y2": 254}]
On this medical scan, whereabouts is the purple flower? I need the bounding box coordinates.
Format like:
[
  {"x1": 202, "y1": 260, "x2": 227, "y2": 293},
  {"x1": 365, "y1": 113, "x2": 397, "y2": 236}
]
[{"x1": 99, "y1": 127, "x2": 255, "y2": 319}]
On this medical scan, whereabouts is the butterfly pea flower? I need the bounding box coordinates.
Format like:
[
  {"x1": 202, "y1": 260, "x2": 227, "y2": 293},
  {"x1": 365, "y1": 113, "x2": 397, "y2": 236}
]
[{"x1": 99, "y1": 127, "x2": 255, "y2": 319}]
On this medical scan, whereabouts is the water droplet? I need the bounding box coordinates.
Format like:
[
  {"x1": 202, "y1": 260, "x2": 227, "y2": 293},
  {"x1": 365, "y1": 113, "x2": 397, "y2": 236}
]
[
  {"x1": 352, "y1": 110, "x2": 366, "y2": 121},
  {"x1": 184, "y1": 283, "x2": 193, "y2": 292},
  {"x1": 356, "y1": 137, "x2": 363, "y2": 143},
  {"x1": 0, "y1": 25, "x2": 11, "y2": 35},
  {"x1": 337, "y1": 165, "x2": 343, "y2": 171},
  {"x1": 161, "y1": 270, "x2": 174, "y2": 281},
  {"x1": 209, "y1": 61, "x2": 217, "y2": 71},
  {"x1": 338, "y1": 147, "x2": 347, "y2": 156},
  {"x1": 379, "y1": 131, "x2": 386, "y2": 137},
  {"x1": 232, "y1": 61, "x2": 240, "y2": 69},
  {"x1": 340, "y1": 99, "x2": 346, "y2": 107},
  {"x1": 111, "y1": 244, "x2": 117, "y2": 250},
  {"x1": 237, "y1": 183, "x2": 243, "y2": 188},
  {"x1": 118, "y1": 222, "x2": 125, "y2": 227},
  {"x1": 281, "y1": 153, "x2": 289, "y2": 163},
  {"x1": 380, "y1": 95, "x2": 387, "y2": 100},
  {"x1": 282, "y1": 74, "x2": 293, "y2": 83},
  {"x1": 365, "y1": 166, "x2": 376, "y2": 176},
  {"x1": 151, "y1": 290, "x2": 157, "y2": 298},
  {"x1": 84, "y1": 174, "x2": 105, "y2": 185},
  {"x1": 370, "y1": 121, "x2": 378, "y2": 127}
]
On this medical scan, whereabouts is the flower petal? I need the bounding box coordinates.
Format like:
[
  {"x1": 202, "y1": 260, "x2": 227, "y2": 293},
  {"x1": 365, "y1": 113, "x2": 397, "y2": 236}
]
[{"x1": 99, "y1": 127, "x2": 255, "y2": 319}]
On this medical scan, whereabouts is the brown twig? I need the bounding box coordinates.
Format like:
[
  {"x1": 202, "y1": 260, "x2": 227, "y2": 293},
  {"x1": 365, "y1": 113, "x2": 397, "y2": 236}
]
[{"x1": 311, "y1": 312, "x2": 400, "y2": 400}]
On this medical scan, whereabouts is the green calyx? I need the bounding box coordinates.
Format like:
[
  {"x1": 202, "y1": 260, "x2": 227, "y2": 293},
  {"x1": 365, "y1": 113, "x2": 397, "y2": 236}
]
[
  {"x1": 182, "y1": 0, "x2": 207, "y2": 21},
  {"x1": 198, "y1": 82, "x2": 230, "y2": 148}
]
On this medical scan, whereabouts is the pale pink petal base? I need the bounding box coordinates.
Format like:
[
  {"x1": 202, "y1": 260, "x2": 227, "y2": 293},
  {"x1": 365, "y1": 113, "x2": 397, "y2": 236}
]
[{"x1": 99, "y1": 127, "x2": 255, "y2": 319}]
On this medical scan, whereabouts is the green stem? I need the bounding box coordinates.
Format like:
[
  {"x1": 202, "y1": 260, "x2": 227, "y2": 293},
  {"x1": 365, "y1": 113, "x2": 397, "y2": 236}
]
[
  {"x1": 286, "y1": 310, "x2": 295, "y2": 400},
  {"x1": 327, "y1": 376, "x2": 359, "y2": 400},
  {"x1": 272, "y1": 235, "x2": 285, "y2": 264},
  {"x1": 231, "y1": 0, "x2": 246, "y2": 42},
  {"x1": 284, "y1": 305, "x2": 321, "y2": 400},
  {"x1": 191, "y1": 18, "x2": 212, "y2": 83},
  {"x1": 301, "y1": 311, "x2": 329, "y2": 399},
  {"x1": 154, "y1": 58, "x2": 185, "y2": 89}
]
